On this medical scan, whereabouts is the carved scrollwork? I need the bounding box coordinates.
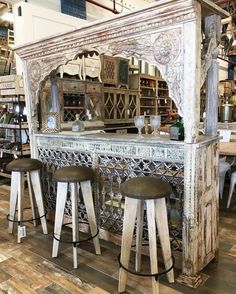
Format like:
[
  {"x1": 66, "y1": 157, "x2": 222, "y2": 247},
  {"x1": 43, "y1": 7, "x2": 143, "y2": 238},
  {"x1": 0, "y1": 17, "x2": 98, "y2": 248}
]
[
  {"x1": 201, "y1": 15, "x2": 221, "y2": 87},
  {"x1": 154, "y1": 29, "x2": 183, "y2": 116},
  {"x1": 153, "y1": 31, "x2": 181, "y2": 65},
  {"x1": 27, "y1": 54, "x2": 73, "y2": 115},
  {"x1": 107, "y1": 28, "x2": 184, "y2": 116},
  {"x1": 28, "y1": 61, "x2": 42, "y2": 92},
  {"x1": 107, "y1": 36, "x2": 154, "y2": 63},
  {"x1": 201, "y1": 31, "x2": 217, "y2": 87},
  {"x1": 164, "y1": 63, "x2": 183, "y2": 115}
]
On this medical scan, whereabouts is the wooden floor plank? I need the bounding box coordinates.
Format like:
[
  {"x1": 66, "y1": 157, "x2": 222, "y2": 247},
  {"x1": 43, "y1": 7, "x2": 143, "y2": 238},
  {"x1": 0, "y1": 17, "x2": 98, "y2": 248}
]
[
  {"x1": 37, "y1": 282, "x2": 72, "y2": 294},
  {"x1": 0, "y1": 276, "x2": 38, "y2": 294},
  {"x1": 0, "y1": 180, "x2": 236, "y2": 293}
]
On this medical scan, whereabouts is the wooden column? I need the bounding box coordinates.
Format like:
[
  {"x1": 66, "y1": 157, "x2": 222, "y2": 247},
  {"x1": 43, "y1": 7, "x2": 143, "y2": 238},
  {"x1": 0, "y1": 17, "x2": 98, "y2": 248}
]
[
  {"x1": 177, "y1": 1, "x2": 202, "y2": 288},
  {"x1": 182, "y1": 1, "x2": 201, "y2": 144},
  {"x1": 205, "y1": 15, "x2": 222, "y2": 136}
]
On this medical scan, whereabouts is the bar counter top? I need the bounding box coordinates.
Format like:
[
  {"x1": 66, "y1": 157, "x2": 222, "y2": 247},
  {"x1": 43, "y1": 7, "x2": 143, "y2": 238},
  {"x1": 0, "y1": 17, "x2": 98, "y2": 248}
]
[
  {"x1": 35, "y1": 131, "x2": 218, "y2": 166},
  {"x1": 36, "y1": 130, "x2": 218, "y2": 145},
  {"x1": 35, "y1": 131, "x2": 185, "y2": 163},
  {"x1": 37, "y1": 130, "x2": 184, "y2": 144}
]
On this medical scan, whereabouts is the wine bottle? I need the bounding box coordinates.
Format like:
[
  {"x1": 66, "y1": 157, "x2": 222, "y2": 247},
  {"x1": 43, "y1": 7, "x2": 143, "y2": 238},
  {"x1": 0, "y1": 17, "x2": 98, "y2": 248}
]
[
  {"x1": 72, "y1": 114, "x2": 85, "y2": 132},
  {"x1": 169, "y1": 116, "x2": 184, "y2": 141}
]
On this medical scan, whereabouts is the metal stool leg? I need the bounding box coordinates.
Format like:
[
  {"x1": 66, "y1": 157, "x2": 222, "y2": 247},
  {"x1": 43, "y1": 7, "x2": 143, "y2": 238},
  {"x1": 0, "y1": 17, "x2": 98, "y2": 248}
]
[
  {"x1": 155, "y1": 198, "x2": 174, "y2": 283},
  {"x1": 146, "y1": 200, "x2": 159, "y2": 294},
  {"x1": 30, "y1": 169, "x2": 48, "y2": 234},
  {"x1": 8, "y1": 171, "x2": 19, "y2": 234},
  {"x1": 118, "y1": 197, "x2": 138, "y2": 293},
  {"x1": 52, "y1": 182, "x2": 67, "y2": 258},
  {"x1": 81, "y1": 180, "x2": 101, "y2": 255}
]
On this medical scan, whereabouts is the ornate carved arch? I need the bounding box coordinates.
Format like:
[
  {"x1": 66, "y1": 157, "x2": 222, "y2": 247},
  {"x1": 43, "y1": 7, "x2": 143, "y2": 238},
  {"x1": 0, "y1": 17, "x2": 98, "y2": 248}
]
[{"x1": 27, "y1": 28, "x2": 184, "y2": 117}]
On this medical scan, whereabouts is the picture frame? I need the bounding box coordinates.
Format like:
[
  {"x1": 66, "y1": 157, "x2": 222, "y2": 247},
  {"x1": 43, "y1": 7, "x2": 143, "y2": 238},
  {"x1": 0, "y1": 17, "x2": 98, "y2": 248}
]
[{"x1": 42, "y1": 112, "x2": 60, "y2": 133}]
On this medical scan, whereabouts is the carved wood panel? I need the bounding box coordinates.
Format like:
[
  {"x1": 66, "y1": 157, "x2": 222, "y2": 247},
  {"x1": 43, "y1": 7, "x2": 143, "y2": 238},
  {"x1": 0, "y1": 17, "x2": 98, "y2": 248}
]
[{"x1": 197, "y1": 142, "x2": 218, "y2": 271}]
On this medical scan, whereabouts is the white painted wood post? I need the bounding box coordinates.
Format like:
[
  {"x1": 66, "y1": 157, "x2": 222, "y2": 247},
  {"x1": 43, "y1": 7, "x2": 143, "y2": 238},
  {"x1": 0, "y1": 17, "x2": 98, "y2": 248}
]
[
  {"x1": 71, "y1": 183, "x2": 79, "y2": 268},
  {"x1": 80, "y1": 180, "x2": 101, "y2": 255},
  {"x1": 182, "y1": 1, "x2": 201, "y2": 144},
  {"x1": 52, "y1": 182, "x2": 68, "y2": 257},
  {"x1": 178, "y1": 1, "x2": 203, "y2": 287},
  {"x1": 146, "y1": 200, "x2": 159, "y2": 294},
  {"x1": 155, "y1": 198, "x2": 174, "y2": 283},
  {"x1": 135, "y1": 200, "x2": 144, "y2": 272},
  {"x1": 8, "y1": 171, "x2": 18, "y2": 234},
  {"x1": 17, "y1": 172, "x2": 25, "y2": 243},
  {"x1": 30, "y1": 170, "x2": 48, "y2": 234},
  {"x1": 118, "y1": 197, "x2": 138, "y2": 293},
  {"x1": 27, "y1": 171, "x2": 37, "y2": 227}
]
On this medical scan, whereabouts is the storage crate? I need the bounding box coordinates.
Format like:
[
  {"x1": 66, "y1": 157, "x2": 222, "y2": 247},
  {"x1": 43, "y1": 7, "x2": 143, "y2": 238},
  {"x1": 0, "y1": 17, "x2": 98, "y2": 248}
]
[{"x1": 0, "y1": 75, "x2": 24, "y2": 95}]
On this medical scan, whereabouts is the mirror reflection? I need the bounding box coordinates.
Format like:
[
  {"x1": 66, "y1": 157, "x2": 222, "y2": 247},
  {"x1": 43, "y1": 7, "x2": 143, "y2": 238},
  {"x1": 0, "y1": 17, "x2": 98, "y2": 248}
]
[{"x1": 39, "y1": 51, "x2": 179, "y2": 135}]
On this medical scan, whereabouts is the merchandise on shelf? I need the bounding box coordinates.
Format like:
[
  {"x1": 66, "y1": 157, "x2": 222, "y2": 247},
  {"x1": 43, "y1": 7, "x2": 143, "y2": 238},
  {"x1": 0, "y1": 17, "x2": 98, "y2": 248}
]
[{"x1": 0, "y1": 75, "x2": 30, "y2": 178}]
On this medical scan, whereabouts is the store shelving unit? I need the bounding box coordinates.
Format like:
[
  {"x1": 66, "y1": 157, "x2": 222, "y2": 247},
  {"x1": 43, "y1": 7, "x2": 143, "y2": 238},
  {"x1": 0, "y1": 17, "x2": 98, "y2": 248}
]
[
  {"x1": 0, "y1": 75, "x2": 30, "y2": 177},
  {"x1": 157, "y1": 78, "x2": 177, "y2": 121},
  {"x1": 129, "y1": 73, "x2": 158, "y2": 116}
]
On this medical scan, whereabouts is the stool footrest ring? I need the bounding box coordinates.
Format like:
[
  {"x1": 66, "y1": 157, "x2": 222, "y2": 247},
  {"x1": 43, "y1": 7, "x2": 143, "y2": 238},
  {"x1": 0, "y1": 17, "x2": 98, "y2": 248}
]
[
  {"x1": 7, "y1": 210, "x2": 47, "y2": 224},
  {"x1": 52, "y1": 221, "x2": 99, "y2": 246},
  {"x1": 118, "y1": 244, "x2": 175, "y2": 281}
]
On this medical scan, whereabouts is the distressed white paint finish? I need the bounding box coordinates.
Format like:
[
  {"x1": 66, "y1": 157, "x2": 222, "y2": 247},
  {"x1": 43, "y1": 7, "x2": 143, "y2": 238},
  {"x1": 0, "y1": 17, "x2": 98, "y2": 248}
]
[
  {"x1": 118, "y1": 197, "x2": 138, "y2": 293},
  {"x1": 35, "y1": 133, "x2": 185, "y2": 163},
  {"x1": 179, "y1": 139, "x2": 219, "y2": 287},
  {"x1": 8, "y1": 172, "x2": 19, "y2": 234},
  {"x1": 16, "y1": 0, "x2": 227, "y2": 145},
  {"x1": 155, "y1": 198, "x2": 174, "y2": 283},
  {"x1": 52, "y1": 182, "x2": 68, "y2": 258},
  {"x1": 204, "y1": 15, "x2": 221, "y2": 136},
  {"x1": 80, "y1": 180, "x2": 101, "y2": 255},
  {"x1": 182, "y1": 1, "x2": 201, "y2": 143},
  {"x1": 15, "y1": 0, "x2": 228, "y2": 287}
]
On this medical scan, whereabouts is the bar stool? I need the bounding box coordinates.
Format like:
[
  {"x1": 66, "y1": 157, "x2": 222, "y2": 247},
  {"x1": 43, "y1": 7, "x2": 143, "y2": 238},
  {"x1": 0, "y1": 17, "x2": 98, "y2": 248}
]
[
  {"x1": 6, "y1": 158, "x2": 48, "y2": 243},
  {"x1": 118, "y1": 177, "x2": 174, "y2": 294},
  {"x1": 219, "y1": 159, "x2": 231, "y2": 200},
  {"x1": 227, "y1": 171, "x2": 236, "y2": 208},
  {"x1": 52, "y1": 166, "x2": 101, "y2": 268}
]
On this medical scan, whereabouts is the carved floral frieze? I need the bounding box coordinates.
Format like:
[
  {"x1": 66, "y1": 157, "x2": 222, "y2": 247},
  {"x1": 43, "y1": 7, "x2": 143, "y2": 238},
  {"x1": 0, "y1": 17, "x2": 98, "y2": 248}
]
[
  {"x1": 27, "y1": 27, "x2": 184, "y2": 118},
  {"x1": 108, "y1": 29, "x2": 184, "y2": 115},
  {"x1": 154, "y1": 30, "x2": 181, "y2": 65},
  {"x1": 36, "y1": 135, "x2": 185, "y2": 163}
]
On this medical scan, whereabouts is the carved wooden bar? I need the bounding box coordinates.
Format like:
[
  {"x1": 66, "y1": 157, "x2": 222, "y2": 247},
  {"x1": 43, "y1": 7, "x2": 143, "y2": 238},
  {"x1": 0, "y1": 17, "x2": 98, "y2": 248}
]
[{"x1": 15, "y1": 0, "x2": 228, "y2": 288}]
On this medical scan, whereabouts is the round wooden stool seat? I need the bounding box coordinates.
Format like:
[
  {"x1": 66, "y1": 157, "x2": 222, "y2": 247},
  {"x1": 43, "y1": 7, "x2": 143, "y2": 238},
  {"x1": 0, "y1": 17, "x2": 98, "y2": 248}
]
[
  {"x1": 120, "y1": 177, "x2": 172, "y2": 200},
  {"x1": 6, "y1": 158, "x2": 42, "y2": 172},
  {"x1": 53, "y1": 166, "x2": 94, "y2": 183}
]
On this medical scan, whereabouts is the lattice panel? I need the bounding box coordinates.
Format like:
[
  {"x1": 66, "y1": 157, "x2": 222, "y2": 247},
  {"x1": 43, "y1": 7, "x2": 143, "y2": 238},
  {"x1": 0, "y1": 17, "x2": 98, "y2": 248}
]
[
  {"x1": 64, "y1": 108, "x2": 86, "y2": 122},
  {"x1": 38, "y1": 147, "x2": 183, "y2": 250},
  {"x1": 38, "y1": 148, "x2": 93, "y2": 219},
  {"x1": 97, "y1": 154, "x2": 184, "y2": 250},
  {"x1": 104, "y1": 60, "x2": 116, "y2": 81}
]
